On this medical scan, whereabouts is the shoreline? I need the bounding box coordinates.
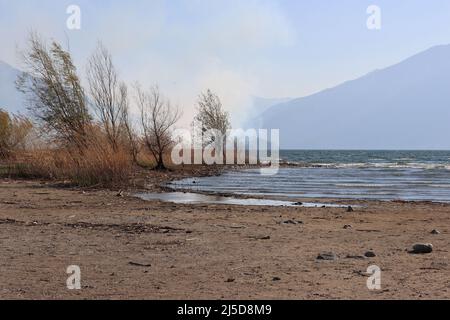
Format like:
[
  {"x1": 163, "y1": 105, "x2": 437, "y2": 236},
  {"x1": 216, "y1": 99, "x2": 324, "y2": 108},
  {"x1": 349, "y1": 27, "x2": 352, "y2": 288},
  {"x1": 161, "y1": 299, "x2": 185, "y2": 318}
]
[
  {"x1": 158, "y1": 167, "x2": 450, "y2": 207},
  {"x1": 0, "y1": 176, "x2": 449, "y2": 299}
]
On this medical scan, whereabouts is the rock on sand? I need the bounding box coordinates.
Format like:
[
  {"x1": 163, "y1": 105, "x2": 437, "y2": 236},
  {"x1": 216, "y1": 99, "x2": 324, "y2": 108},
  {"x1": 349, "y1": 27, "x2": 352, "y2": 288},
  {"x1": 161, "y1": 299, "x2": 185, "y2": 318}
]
[{"x1": 409, "y1": 243, "x2": 433, "y2": 254}]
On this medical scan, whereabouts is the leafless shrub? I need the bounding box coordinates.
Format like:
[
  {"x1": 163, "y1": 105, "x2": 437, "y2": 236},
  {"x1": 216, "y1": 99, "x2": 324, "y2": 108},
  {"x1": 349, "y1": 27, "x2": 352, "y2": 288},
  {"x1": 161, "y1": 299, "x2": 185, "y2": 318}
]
[
  {"x1": 16, "y1": 32, "x2": 91, "y2": 150},
  {"x1": 87, "y1": 42, "x2": 130, "y2": 151},
  {"x1": 119, "y1": 85, "x2": 140, "y2": 163},
  {"x1": 135, "y1": 85, "x2": 180, "y2": 170},
  {"x1": 195, "y1": 89, "x2": 230, "y2": 144}
]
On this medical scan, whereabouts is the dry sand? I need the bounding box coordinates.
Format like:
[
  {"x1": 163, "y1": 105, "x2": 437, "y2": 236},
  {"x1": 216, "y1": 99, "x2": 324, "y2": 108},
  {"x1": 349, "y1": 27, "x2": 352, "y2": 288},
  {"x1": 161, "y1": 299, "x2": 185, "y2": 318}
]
[{"x1": 0, "y1": 178, "x2": 449, "y2": 299}]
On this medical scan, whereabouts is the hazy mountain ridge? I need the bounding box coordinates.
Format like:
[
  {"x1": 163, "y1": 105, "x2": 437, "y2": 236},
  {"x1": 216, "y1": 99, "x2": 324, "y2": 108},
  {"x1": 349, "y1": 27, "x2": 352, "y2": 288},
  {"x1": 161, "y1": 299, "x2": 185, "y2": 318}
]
[
  {"x1": 244, "y1": 96, "x2": 292, "y2": 128},
  {"x1": 256, "y1": 44, "x2": 450, "y2": 149}
]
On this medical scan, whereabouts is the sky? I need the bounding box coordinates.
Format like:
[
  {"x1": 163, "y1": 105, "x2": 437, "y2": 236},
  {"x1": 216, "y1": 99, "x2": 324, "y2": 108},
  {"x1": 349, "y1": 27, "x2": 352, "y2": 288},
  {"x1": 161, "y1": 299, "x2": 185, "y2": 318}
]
[{"x1": 1, "y1": 0, "x2": 450, "y2": 127}]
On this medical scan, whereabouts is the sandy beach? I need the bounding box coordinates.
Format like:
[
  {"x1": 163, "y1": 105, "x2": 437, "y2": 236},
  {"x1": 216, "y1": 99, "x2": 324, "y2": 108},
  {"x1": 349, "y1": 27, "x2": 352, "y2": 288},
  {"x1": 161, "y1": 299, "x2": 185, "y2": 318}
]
[{"x1": 0, "y1": 176, "x2": 449, "y2": 300}]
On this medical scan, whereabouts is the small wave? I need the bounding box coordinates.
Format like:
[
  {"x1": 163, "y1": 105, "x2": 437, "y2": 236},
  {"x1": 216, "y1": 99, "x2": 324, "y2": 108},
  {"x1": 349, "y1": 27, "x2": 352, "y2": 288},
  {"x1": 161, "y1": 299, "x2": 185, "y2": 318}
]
[
  {"x1": 280, "y1": 161, "x2": 450, "y2": 170},
  {"x1": 335, "y1": 183, "x2": 397, "y2": 188}
]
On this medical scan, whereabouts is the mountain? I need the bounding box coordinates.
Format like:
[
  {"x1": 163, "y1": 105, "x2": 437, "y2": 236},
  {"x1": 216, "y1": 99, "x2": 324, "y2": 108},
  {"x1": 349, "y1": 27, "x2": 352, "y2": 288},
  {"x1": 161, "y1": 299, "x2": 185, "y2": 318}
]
[
  {"x1": 241, "y1": 96, "x2": 292, "y2": 129},
  {"x1": 0, "y1": 61, "x2": 26, "y2": 114},
  {"x1": 251, "y1": 96, "x2": 292, "y2": 115},
  {"x1": 256, "y1": 45, "x2": 450, "y2": 149}
]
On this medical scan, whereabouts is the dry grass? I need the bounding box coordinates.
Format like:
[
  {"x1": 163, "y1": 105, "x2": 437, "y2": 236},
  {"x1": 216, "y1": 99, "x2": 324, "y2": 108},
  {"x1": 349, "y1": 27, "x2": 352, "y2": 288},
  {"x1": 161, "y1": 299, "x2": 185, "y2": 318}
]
[
  {"x1": 0, "y1": 109, "x2": 33, "y2": 159},
  {"x1": 68, "y1": 145, "x2": 132, "y2": 187},
  {"x1": 4, "y1": 142, "x2": 133, "y2": 188}
]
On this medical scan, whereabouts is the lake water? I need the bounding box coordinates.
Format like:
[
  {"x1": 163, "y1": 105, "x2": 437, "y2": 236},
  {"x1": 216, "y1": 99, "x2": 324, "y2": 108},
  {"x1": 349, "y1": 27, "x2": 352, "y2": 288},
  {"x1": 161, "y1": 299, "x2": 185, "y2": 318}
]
[{"x1": 168, "y1": 150, "x2": 450, "y2": 202}]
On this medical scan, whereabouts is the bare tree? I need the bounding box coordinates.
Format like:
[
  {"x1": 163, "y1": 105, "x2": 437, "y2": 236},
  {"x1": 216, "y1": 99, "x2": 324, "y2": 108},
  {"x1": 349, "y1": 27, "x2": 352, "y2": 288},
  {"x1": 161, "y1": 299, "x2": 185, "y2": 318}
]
[
  {"x1": 119, "y1": 83, "x2": 140, "y2": 163},
  {"x1": 194, "y1": 89, "x2": 231, "y2": 146},
  {"x1": 87, "y1": 43, "x2": 128, "y2": 151},
  {"x1": 135, "y1": 85, "x2": 180, "y2": 170},
  {"x1": 194, "y1": 89, "x2": 230, "y2": 162},
  {"x1": 16, "y1": 32, "x2": 91, "y2": 149}
]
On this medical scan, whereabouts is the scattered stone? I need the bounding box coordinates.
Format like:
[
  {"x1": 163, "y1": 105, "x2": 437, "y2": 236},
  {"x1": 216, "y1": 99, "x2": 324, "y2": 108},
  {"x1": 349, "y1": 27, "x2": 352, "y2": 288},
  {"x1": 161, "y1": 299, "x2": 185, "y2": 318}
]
[
  {"x1": 250, "y1": 235, "x2": 271, "y2": 240},
  {"x1": 226, "y1": 278, "x2": 235, "y2": 283},
  {"x1": 317, "y1": 252, "x2": 338, "y2": 261},
  {"x1": 410, "y1": 243, "x2": 433, "y2": 254},
  {"x1": 346, "y1": 206, "x2": 354, "y2": 212},
  {"x1": 345, "y1": 255, "x2": 366, "y2": 260},
  {"x1": 272, "y1": 277, "x2": 281, "y2": 281},
  {"x1": 282, "y1": 219, "x2": 301, "y2": 225},
  {"x1": 116, "y1": 190, "x2": 124, "y2": 197},
  {"x1": 293, "y1": 202, "x2": 303, "y2": 206},
  {"x1": 343, "y1": 225, "x2": 353, "y2": 229},
  {"x1": 128, "y1": 261, "x2": 152, "y2": 267},
  {"x1": 431, "y1": 229, "x2": 440, "y2": 235},
  {"x1": 364, "y1": 251, "x2": 376, "y2": 258}
]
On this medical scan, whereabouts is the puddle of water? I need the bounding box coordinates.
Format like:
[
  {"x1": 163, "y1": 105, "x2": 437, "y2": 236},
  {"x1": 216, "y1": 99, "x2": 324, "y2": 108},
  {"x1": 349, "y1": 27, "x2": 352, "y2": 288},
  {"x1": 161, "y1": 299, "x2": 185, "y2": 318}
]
[{"x1": 136, "y1": 192, "x2": 351, "y2": 208}]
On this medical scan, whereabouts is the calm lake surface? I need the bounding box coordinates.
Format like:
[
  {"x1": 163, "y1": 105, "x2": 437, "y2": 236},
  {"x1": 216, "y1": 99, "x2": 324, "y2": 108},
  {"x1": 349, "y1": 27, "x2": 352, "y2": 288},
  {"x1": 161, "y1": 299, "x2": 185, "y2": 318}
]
[{"x1": 169, "y1": 150, "x2": 450, "y2": 202}]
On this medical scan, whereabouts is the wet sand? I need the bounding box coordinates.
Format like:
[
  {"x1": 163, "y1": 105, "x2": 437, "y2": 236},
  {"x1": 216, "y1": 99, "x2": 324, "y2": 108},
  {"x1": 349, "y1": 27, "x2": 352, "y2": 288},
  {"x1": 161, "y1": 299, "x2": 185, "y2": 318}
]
[{"x1": 0, "y1": 178, "x2": 449, "y2": 299}]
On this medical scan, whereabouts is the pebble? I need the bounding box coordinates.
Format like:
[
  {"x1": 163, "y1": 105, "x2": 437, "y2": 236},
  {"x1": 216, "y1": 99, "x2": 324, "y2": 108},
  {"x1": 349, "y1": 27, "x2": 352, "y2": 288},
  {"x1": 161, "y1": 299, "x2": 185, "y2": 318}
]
[
  {"x1": 345, "y1": 255, "x2": 366, "y2": 260},
  {"x1": 410, "y1": 243, "x2": 433, "y2": 254},
  {"x1": 364, "y1": 251, "x2": 376, "y2": 258},
  {"x1": 282, "y1": 219, "x2": 302, "y2": 225},
  {"x1": 317, "y1": 252, "x2": 338, "y2": 261},
  {"x1": 347, "y1": 206, "x2": 354, "y2": 212},
  {"x1": 343, "y1": 225, "x2": 353, "y2": 229},
  {"x1": 431, "y1": 229, "x2": 440, "y2": 235}
]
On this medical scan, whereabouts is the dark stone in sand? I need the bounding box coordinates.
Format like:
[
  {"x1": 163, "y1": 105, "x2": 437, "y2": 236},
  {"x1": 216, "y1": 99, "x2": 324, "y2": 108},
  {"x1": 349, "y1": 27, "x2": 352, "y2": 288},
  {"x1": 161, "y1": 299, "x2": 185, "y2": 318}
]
[
  {"x1": 343, "y1": 225, "x2": 353, "y2": 229},
  {"x1": 283, "y1": 219, "x2": 300, "y2": 225},
  {"x1": 226, "y1": 278, "x2": 235, "y2": 283},
  {"x1": 431, "y1": 229, "x2": 440, "y2": 235},
  {"x1": 317, "y1": 252, "x2": 338, "y2": 261},
  {"x1": 364, "y1": 251, "x2": 376, "y2": 258},
  {"x1": 272, "y1": 277, "x2": 281, "y2": 281},
  {"x1": 253, "y1": 235, "x2": 271, "y2": 240},
  {"x1": 293, "y1": 202, "x2": 303, "y2": 206},
  {"x1": 347, "y1": 206, "x2": 354, "y2": 212},
  {"x1": 409, "y1": 243, "x2": 433, "y2": 254},
  {"x1": 128, "y1": 261, "x2": 152, "y2": 267}
]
